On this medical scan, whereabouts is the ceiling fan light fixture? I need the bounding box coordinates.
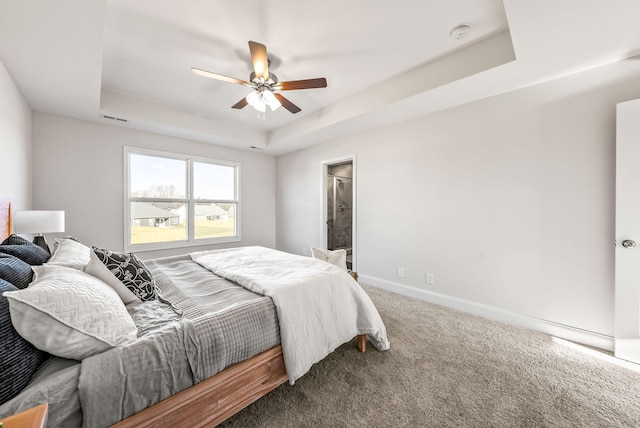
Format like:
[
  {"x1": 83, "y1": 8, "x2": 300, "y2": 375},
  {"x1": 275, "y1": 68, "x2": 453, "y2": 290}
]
[
  {"x1": 255, "y1": 99, "x2": 267, "y2": 113},
  {"x1": 246, "y1": 89, "x2": 280, "y2": 113},
  {"x1": 246, "y1": 91, "x2": 259, "y2": 107},
  {"x1": 263, "y1": 90, "x2": 281, "y2": 111}
]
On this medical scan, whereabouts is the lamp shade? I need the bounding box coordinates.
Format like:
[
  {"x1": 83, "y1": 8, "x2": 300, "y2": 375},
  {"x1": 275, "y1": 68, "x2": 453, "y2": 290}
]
[{"x1": 13, "y1": 211, "x2": 65, "y2": 234}]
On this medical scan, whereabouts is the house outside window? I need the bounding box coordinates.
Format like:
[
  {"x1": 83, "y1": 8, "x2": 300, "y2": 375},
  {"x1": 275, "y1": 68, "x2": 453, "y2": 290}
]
[{"x1": 124, "y1": 147, "x2": 240, "y2": 251}]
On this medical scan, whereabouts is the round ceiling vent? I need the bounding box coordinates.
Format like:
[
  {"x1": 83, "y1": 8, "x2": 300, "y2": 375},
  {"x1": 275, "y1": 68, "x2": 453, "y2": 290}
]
[{"x1": 450, "y1": 24, "x2": 471, "y2": 40}]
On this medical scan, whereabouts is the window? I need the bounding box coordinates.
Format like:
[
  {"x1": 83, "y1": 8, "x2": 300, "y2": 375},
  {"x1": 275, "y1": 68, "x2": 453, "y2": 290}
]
[{"x1": 125, "y1": 147, "x2": 240, "y2": 251}]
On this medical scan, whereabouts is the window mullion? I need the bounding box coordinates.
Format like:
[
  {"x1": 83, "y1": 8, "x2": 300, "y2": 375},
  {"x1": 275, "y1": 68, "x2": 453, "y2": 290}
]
[{"x1": 187, "y1": 159, "x2": 194, "y2": 242}]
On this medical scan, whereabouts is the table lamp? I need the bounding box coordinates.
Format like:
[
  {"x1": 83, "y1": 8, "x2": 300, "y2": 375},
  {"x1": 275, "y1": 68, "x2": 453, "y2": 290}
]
[{"x1": 13, "y1": 210, "x2": 65, "y2": 254}]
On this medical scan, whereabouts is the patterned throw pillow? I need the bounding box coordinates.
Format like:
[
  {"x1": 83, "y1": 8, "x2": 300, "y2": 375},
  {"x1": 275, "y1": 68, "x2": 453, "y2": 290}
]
[
  {"x1": 91, "y1": 247, "x2": 156, "y2": 301},
  {"x1": 0, "y1": 235, "x2": 50, "y2": 265},
  {"x1": 0, "y1": 278, "x2": 45, "y2": 405},
  {"x1": 0, "y1": 253, "x2": 33, "y2": 289}
]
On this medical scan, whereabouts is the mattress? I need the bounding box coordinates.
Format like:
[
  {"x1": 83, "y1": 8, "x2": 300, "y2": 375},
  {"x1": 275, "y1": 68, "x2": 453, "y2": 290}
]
[{"x1": 0, "y1": 357, "x2": 82, "y2": 427}]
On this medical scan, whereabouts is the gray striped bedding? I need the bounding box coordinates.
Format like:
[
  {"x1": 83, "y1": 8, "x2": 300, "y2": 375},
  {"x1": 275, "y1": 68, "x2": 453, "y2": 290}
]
[{"x1": 149, "y1": 254, "x2": 280, "y2": 382}]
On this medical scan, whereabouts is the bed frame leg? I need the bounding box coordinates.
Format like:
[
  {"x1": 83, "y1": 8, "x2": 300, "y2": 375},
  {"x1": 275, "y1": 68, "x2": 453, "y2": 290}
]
[{"x1": 357, "y1": 334, "x2": 367, "y2": 352}]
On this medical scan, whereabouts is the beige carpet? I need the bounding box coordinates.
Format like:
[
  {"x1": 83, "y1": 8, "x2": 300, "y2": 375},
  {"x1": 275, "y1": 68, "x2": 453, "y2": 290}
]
[{"x1": 220, "y1": 284, "x2": 640, "y2": 427}]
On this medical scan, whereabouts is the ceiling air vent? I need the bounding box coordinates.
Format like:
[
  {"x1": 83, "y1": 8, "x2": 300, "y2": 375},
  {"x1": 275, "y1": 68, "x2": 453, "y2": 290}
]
[{"x1": 102, "y1": 114, "x2": 128, "y2": 123}]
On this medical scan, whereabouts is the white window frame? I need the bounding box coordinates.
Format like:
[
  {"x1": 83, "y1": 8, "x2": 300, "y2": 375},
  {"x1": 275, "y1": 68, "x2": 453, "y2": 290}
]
[{"x1": 124, "y1": 146, "x2": 241, "y2": 252}]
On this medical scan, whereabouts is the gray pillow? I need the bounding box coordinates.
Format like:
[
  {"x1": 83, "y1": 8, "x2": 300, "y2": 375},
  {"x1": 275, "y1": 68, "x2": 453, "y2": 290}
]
[
  {"x1": 0, "y1": 254, "x2": 33, "y2": 289},
  {"x1": 0, "y1": 278, "x2": 45, "y2": 405},
  {"x1": 0, "y1": 235, "x2": 50, "y2": 266}
]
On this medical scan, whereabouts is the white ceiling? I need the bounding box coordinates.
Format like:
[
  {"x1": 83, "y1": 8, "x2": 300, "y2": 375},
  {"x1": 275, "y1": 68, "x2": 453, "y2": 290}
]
[{"x1": 2, "y1": 0, "x2": 640, "y2": 155}]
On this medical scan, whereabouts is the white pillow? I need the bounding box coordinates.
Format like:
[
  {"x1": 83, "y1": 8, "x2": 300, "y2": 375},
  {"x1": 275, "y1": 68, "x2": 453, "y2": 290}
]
[
  {"x1": 3, "y1": 264, "x2": 138, "y2": 360},
  {"x1": 310, "y1": 247, "x2": 348, "y2": 271},
  {"x1": 84, "y1": 251, "x2": 141, "y2": 306},
  {"x1": 47, "y1": 238, "x2": 91, "y2": 270}
]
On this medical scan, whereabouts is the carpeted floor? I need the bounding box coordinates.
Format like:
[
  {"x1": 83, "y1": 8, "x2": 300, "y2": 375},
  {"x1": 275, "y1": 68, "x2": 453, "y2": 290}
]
[{"x1": 220, "y1": 284, "x2": 640, "y2": 427}]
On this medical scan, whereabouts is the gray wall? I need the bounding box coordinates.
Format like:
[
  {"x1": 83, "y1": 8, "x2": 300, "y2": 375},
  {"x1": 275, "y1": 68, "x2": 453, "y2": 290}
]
[
  {"x1": 0, "y1": 60, "x2": 32, "y2": 211},
  {"x1": 32, "y1": 113, "x2": 276, "y2": 259},
  {"x1": 328, "y1": 163, "x2": 352, "y2": 179},
  {"x1": 276, "y1": 59, "x2": 640, "y2": 339}
]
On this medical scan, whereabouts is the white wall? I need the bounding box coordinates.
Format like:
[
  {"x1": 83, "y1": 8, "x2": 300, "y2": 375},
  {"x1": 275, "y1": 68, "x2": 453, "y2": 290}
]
[
  {"x1": 0, "y1": 60, "x2": 32, "y2": 211},
  {"x1": 276, "y1": 59, "x2": 640, "y2": 341},
  {"x1": 32, "y1": 113, "x2": 276, "y2": 259}
]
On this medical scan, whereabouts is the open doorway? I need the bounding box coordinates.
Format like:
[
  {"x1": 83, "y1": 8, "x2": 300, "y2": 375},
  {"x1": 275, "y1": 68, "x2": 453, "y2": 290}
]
[{"x1": 322, "y1": 156, "x2": 356, "y2": 271}]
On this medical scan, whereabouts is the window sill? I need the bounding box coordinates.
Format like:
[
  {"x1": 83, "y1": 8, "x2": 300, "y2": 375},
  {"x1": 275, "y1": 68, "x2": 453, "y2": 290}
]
[{"x1": 126, "y1": 236, "x2": 241, "y2": 253}]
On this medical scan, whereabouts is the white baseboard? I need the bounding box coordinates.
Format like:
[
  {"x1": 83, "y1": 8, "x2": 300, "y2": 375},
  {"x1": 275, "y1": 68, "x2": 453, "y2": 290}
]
[
  {"x1": 359, "y1": 274, "x2": 615, "y2": 352},
  {"x1": 615, "y1": 338, "x2": 640, "y2": 364}
]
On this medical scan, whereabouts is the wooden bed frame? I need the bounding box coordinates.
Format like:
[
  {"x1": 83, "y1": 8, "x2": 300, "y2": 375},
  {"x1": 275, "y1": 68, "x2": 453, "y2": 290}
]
[
  {"x1": 114, "y1": 336, "x2": 366, "y2": 427},
  {"x1": 0, "y1": 201, "x2": 368, "y2": 427},
  {"x1": 0, "y1": 199, "x2": 11, "y2": 241}
]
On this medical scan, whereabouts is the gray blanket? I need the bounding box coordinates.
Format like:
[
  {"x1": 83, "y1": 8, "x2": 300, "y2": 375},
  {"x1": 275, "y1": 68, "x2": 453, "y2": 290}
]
[{"x1": 78, "y1": 255, "x2": 280, "y2": 428}]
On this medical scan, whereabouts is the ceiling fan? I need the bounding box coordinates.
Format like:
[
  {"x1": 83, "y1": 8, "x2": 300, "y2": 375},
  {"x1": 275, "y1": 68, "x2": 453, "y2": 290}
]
[{"x1": 192, "y1": 41, "x2": 327, "y2": 116}]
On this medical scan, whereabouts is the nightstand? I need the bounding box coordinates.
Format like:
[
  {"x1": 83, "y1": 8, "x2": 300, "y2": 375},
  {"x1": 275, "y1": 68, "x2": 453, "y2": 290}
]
[{"x1": 0, "y1": 403, "x2": 48, "y2": 428}]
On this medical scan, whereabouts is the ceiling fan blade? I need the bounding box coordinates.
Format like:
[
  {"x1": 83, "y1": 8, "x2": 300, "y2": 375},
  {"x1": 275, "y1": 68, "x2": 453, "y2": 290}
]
[
  {"x1": 277, "y1": 78, "x2": 327, "y2": 91},
  {"x1": 191, "y1": 68, "x2": 249, "y2": 86},
  {"x1": 248, "y1": 41, "x2": 269, "y2": 80},
  {"x1": 274, "y1": 93, "x2": 301, "y2": 114},
  {"x1": 231, "y1": 97, "x2": 249, "y2": 109}
]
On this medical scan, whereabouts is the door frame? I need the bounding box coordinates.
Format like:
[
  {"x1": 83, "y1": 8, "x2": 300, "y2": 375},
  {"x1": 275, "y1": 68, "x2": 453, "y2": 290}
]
[{"x1": 320, "y1": 154, "x2": 357, "y2": 271}]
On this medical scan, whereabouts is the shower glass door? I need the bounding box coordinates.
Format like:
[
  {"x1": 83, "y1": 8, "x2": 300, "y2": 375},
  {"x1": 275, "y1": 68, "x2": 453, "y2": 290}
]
[{"x1": 328, "y1": 176, "x2": 352, "y2": 250}]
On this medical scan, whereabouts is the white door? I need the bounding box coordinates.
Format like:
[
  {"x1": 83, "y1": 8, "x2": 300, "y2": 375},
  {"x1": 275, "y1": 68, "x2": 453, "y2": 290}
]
[{"x1": 615, "y1": 98, "x2": 640, "y2": 364}]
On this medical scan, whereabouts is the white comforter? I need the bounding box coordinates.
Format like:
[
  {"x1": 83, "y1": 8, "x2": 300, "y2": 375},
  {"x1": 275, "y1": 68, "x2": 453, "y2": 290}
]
[{"x1": 190, "y1": 246, "x2": 390, "y2": 383}]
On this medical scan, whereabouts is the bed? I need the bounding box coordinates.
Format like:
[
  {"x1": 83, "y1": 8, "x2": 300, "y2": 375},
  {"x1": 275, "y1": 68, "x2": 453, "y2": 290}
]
[{"x1": 0, "y1": 204, "x2": 389, "y2": 427}]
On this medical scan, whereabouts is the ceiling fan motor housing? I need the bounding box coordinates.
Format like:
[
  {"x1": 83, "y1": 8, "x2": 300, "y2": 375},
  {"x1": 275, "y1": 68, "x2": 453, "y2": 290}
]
[{"x1": 250, "y1": 70, "x2": 278, "y2": 85}]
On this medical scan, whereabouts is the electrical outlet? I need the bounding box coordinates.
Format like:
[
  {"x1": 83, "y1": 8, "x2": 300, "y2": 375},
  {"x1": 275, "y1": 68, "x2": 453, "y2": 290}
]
[
  {"x1": 397, "y1": 267, "x2": 405, "y2": 278},
  {"x1": 302, "y1": 248, "x2": 308, "y2": 256},
  {"x1": 426, "y1": 273, "x2": 435, "y2": 285}
]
